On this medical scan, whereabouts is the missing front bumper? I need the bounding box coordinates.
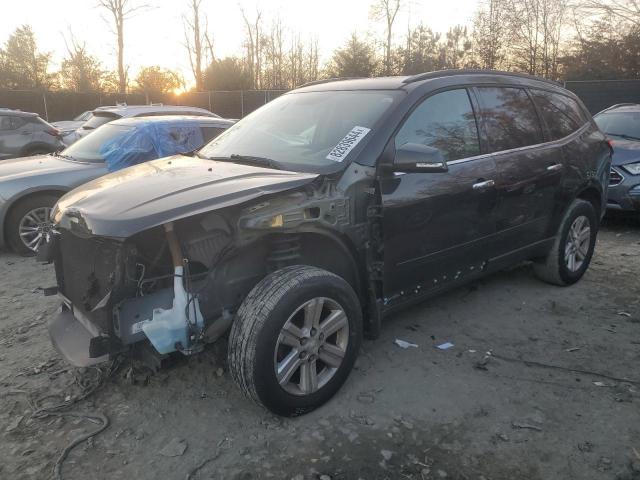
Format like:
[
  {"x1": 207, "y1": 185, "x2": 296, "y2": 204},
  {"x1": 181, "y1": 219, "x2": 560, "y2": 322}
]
[{"x1": 48, "y1": 305, "x2": 110, "y2": 367}]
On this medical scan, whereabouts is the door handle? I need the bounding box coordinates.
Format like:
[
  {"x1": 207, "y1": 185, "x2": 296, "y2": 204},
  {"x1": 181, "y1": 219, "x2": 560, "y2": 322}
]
[
  {"x1": 472, "y1": 179, "x2": 495, "y2": 190},
  {"x1": 547, "y1": 163, "x2": 563, "y2": 171}
]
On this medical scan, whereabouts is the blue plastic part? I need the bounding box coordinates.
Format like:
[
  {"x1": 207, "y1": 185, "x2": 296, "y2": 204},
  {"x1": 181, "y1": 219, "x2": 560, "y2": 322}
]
[{"x1": 100, "y1": 121, "x2": 204, "y2": 172}]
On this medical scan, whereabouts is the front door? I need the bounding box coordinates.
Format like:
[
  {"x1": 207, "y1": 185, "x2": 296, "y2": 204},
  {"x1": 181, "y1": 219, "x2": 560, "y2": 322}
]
[{"x1": 380, "y1": 88, "x2": 499, "y2": 304}]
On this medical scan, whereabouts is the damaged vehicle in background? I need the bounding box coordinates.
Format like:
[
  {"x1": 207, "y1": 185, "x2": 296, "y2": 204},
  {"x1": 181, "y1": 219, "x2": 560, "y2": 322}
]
[
  {"x1": 0, "y1": 115, "x2": 233, "y2": 254},
  {"x1": 42, "y1": 71, "x2": 611, "y2": 416}
]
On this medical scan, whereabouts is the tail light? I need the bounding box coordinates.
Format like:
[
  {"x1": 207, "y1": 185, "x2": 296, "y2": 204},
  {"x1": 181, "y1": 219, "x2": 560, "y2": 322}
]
[
  {"x1": 45, "y1": 127, "x2": 61, "y2": 137},
  {"x1": 606, "y1": 139, "x2": 614, "y2": 155}
]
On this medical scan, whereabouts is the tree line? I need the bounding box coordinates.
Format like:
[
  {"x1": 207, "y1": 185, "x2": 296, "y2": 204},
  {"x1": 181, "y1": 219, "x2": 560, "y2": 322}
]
[{"x1": 1, "y1": 0, "x2": 639, "y2": 96}]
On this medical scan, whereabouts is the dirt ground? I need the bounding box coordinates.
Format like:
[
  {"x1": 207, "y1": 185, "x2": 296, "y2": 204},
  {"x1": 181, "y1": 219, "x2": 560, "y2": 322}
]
[{"x1": 1, "y1": 216, "x2": 639, "y2": 480}]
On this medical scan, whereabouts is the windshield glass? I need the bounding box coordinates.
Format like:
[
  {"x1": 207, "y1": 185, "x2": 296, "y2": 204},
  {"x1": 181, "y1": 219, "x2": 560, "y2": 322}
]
[
  {"x1": 594, "y1": 112, "x2": 640, "y2": 140},
  {"x1": 62, "y1": 124, "x2": 136, "y2": 162},
  {"x1": 199, "y1": 90, "x2": 401, "y2": 172},
  {"x1": 82, "y1": 112, "x2": 120, "y2": 130}
]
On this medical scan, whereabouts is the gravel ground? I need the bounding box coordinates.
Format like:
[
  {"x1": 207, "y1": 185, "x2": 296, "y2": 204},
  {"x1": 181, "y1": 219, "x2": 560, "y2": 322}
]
[{"x1": 1, "y1": 217, "x2": 639, "y2": 480}]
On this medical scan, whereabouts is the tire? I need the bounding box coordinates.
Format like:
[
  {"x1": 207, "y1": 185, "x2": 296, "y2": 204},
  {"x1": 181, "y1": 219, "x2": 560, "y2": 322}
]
[
  {"x1": 228, "y1": 265, "x2": 362, "y2": 416},
  {"x1": 6, "y1": 194, "x2": 59, "y2": 255},
  {"x1": 533, "y1": 199, "x2": 598, "y2": 286}
]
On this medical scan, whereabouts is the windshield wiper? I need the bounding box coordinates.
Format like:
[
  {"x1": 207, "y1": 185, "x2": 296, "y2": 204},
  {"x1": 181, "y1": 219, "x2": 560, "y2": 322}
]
[
  {"x1": 203, "y1": 153, "x2": 281, "y2": 170},
  {"x1": 605, "y1": 132, "x2": 640, "y2": 141},
  {"x1": 53, "y1": 151, "x2": 75, "y2": 161}
]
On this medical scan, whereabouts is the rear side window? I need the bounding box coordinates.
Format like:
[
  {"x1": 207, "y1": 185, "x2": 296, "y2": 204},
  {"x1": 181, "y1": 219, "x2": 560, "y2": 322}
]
[
  {"x1": 476, "y1": 87, "x2": 543, "y2": 152},
  {"x1": 395, "y1": 89, "x2": 480, "y2": 161},
  {"x1": 0, "y1": 116, "x2": 26, "y2": 130},
  {"x1": 83, "y1": 112, "x2": 120, "y2": 130},
  {"x1": 530, "y1": 90, "x2": 586, "y2": 140},
  {"x1": 200, "y1": 126, "x2": 225, "y2": 143}
]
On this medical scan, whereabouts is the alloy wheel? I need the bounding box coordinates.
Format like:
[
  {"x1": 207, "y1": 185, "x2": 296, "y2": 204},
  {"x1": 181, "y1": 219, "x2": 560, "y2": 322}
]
[
  {"x1": 565, "y1": 215, "x2": 591, "y2": 272},
  {"x1": 18, "y1": 206, "x2": 53, "y2": 252},
  {"x1": 274, "y1": 297, "x2": 349, "y2": 396}
]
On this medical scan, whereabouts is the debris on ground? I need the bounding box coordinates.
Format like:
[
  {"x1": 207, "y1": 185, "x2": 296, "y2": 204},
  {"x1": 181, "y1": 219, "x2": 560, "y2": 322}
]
[
  {"x1": 159, "y1": 437, "x2": 188, "y2": 457},
  {"x1": 394, "y1": 339, "x2": 418, "y2": 349},
  {"x1": 436, "y1": 342, "x2": 454, "y2": 350},
  {"x1": 511, "y1": 422, "x2": 543, "y2": 432}
]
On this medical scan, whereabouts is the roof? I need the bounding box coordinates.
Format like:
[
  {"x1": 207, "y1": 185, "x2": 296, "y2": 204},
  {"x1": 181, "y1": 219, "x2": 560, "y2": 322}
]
[
  {"x1": 91, "y1": 104, "x2": 219, "y2": 118},
  {"x1": 110, "y1": 115, "x2": 235, "y2": 127},
  {"x1": 0, "y1": 108, "x2": 39, "y2": 118},
  {"x1": 597, "y1": 103, "x2": 640, "y2": 114},
  {"x1": 293, "y1": 69, "x2": 565, "y2": 93}
]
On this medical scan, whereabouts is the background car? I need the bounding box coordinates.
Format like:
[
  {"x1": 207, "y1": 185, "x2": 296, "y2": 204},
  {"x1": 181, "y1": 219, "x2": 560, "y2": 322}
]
[
  {"x1": 594, "y1": 103, "x2": 640, "y2": 214},
  {"x1": 68, "y1": 103, "x2": 220, "y2": 145},
  {"x1": 0, "y1": 108, "x2": 63, "y2": 160},
  {"x1": 0, "y1": 115, "x2": 233, "y2": 254},
  {"x1": 52, "y1": 110, "x2": 94, "y2": 144}
]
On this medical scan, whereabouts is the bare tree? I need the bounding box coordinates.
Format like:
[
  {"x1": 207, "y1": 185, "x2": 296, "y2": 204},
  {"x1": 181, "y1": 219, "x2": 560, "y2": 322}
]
[
  {"x1": 240, "y1": 6, "x2": 263, "y2": 89},
  {"x1": 98, "y1": 0, "x2": 148, "y2": 93},
  {"x1": 582, "y1": 0, "x2": 640, "y2": 26},
  {"x1": 370, "y1": 0, "x2": 404, "y2": 75},
  {"x1": 472, "y1": 0, "x2": 507, "y2": 69},
  {"x1": 184, "y1": 0, "x2": 214, "y2": 91}
]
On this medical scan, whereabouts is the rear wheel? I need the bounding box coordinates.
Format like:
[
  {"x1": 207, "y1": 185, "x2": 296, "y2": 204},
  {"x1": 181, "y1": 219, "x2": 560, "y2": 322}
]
[
  {"x1": 228, "y1": 265, "x2": 362, "y2": 416},
  {"x1": 6, "y1": 194, "x2": 59, "y2": 255},
  {"x1": 533, "y1": 199, "x2": 598, "y2": 286}
]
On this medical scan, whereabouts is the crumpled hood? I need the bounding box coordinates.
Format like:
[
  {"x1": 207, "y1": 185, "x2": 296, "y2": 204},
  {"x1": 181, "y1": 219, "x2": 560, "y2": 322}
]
[
  {"x1": 610, "y1": 139, "x2": 640, "y2": 166},
  {"x1": 54, "y1": 155, "x2": 318, "y2": 238},
  {"x1": 0, "y1": 155, "x2": 97, "y2": 182}
]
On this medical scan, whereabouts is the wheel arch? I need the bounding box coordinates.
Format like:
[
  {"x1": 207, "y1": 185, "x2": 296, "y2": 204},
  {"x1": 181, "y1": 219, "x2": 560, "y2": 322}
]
[
  {"x1": 575, "y1": 185, "x2": 603, "y2": 221},
  {"x1": 2, "y1": 188, "x2": 68, "y2": 247}
]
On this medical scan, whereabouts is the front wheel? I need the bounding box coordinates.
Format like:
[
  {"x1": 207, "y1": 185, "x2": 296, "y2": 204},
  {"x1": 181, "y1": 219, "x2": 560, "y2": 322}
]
[
  {"x1": 533, "y1": 199, "x2": 598, "y2": 286},
  {"x1": 6, "y1": 194, "x2": 59, "y2": 255},
  {"x1": 228, "y1": 265, "x2": 362, "y2": 416}
]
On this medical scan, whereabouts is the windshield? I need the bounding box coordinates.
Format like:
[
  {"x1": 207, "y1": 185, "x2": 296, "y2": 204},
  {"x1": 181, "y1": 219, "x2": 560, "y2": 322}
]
[
  {"x1": 82, "y1": 112, "x2": 120, "y2": 130},
  {"x1": 199, "y1": 90, "x2": 401, "y2": 172},
  {"x1": 594, "y1": 112, "x2": 640, "y2": 140},
  {"x1": 62, "y1": 124, "x2": 136, "y2": 162}
]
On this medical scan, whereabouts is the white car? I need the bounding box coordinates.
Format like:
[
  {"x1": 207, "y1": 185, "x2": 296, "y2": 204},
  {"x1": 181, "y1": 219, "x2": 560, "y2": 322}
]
[{"x1": 65, "y1": 104, "x2": 219, "y2": 145}]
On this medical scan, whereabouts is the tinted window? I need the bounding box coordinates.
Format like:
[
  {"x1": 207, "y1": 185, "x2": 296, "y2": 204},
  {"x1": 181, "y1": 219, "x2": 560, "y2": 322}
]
[
  {"x1": 594, "y1": 111, "x2": 640, "y2": 141},
  {"x1": 477, "y1": 87, "x2": 543, "y2": 152},
  {"x1": 0, "y1": 116, "x2": 26, "y2": 131},
  {"x1": 531, "y1": 90, "x2": 586, "y2": 139},
  {"x1": 395, "y1": 89, "x2": 480, "y2": 161},
  {"x1": 201, "y1": 126, "x2": 225, "y2": 143}
]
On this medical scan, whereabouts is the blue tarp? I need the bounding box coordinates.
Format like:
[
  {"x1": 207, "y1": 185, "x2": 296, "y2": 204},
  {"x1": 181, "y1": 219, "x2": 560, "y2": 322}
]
[{"x1": 100, "y1": 121, "x2": 204, "y2": 172}]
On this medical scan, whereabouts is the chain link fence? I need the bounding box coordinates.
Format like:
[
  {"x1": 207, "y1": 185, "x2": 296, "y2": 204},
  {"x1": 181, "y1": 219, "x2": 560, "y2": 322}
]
[
  {"x1": 0, "y1": 89, "x2": 288, "y2": 122},
  {"x1": 1, "y1": 80, "x2": 639, "y2": 121}
]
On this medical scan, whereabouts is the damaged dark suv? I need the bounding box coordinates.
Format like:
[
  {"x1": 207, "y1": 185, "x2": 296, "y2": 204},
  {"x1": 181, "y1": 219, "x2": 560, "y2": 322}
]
[{"x1": 43, "y1": 71, "x2": 611, "y2": 416}]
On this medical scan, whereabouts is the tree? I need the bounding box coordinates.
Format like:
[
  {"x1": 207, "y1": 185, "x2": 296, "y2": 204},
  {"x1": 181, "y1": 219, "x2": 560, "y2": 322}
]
[
  {"x1": 58, "y1": 33, "x2": 103, "y2": 92},
  {"x1": 327, "y1": 33, "x2": 378, "y2": 78},
  {"x1": 582, "y1": 0, "x2": 640, "y2": 27},
  {"x1": 98, "y1": 0, "x2": 148, "y2": 93},
  {"x1": 183, "y1": 0, "x2": 214, "y2": 91},
  {"x1": 203, "y1": 57, "x2": 252, "y2": 90},
  {"x1": 240, "y1": 6, "x2": 263, "y2": 89},
  {"x1": 0, "y1": 25, "x2": 53, "y2": 90},
  {"x1": 441, "y1": 25, "x2": 474, "y2": 69},
  {"x1": 370, "y1": 0, "x2": 404, "y2": 75},
  {"x1": 134, "y1": 66, "x2": 184, "y2": 96},
  {"x1": 472, "y1": 0, "x2": 507, "y2": 69},
  {"x1": 394, "y1": 24, "x2": 442, "y2": 74}
]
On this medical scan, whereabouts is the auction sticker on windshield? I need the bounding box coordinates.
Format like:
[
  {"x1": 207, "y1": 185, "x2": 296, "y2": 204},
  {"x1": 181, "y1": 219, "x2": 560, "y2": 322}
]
[{"x1": 326, "y1": 126, "x2": 371, "y2": 162}]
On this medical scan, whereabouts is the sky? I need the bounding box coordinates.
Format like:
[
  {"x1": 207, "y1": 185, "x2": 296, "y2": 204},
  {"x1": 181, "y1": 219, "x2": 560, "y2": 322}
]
[{"x1": 0, "y1": 0, "x2": 480, "y2": 88}]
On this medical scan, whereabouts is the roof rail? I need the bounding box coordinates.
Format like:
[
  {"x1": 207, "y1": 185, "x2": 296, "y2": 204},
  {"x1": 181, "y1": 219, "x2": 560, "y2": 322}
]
[
  {"x1": 402, "y1": 69, "x2": 562, "y2": 86},
  {"x1": 298, "y1": 77, "x2": 365, "y2": 88},
  {"x1": 600, "y1": 103, "x2": 639, "y2": 113},
  {"x1": 150, "y1": 102, "x2": 164, "y2": 106}
]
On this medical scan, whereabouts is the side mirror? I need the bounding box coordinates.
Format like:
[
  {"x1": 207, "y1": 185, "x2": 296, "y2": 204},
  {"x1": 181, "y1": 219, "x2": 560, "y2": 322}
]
[{"x1": 393, "y1": 143, "x2": 448, "y2": 173}]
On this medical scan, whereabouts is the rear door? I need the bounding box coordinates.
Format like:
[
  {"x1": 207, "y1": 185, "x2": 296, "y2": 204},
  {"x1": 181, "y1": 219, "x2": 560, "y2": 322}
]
[
  {"x1": 0, "y1": 115, "x2": 33, "y2": 159},
  {"x1": 380, "y1": 88, "x2": 499, "y2": 301},
  {"x1": 474, "y1": 86, "x2": 564, "y2": 253}
]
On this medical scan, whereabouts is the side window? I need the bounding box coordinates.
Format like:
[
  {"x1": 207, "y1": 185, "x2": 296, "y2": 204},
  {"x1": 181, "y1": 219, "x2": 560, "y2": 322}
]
[
  {"x1": 476, "y1": 87, "x2": 543, "y2": 152},
  {"x1": 530, "y1": 90, "x2": 586, "y2": 140},
  {"x1": 395, "y1": 89, "x2": 480, "y2": 161},
  {"x1": 200, "y1": 126, "x2": 225, "y2": 143},
  {"x1": 0, "y1": 116, "x2": 24, "y2": 131}
]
